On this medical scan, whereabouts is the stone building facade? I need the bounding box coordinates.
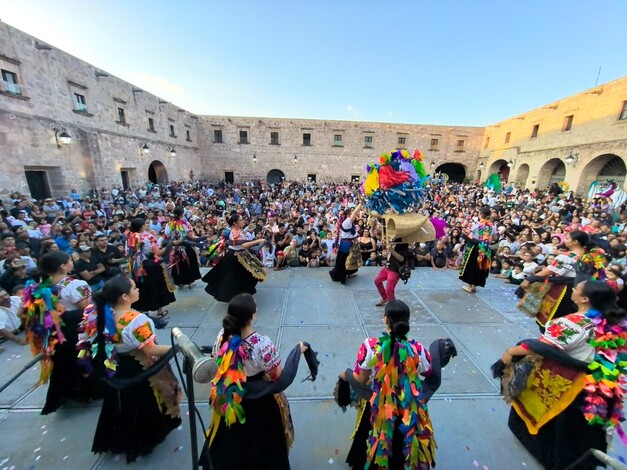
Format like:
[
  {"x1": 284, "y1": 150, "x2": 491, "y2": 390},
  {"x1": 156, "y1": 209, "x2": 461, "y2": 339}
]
[
  {"x1": 0, "y1": 21, "x2": 200, "y2": 199},
  {"x1": 197, "y1": 115, "x2": 484, "y2": 184},
  {"x1": 478, "y1": 76, "x2": 627, "y2": 197},
  {"x1": 0, "y1": 20, "x2": 625, "y2": 200}
]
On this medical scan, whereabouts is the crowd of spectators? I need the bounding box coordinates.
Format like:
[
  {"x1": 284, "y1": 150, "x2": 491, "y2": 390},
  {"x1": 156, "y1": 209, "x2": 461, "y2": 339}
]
[{"x1": 2, "y1": 177, "x2": 627, "y2": 346}]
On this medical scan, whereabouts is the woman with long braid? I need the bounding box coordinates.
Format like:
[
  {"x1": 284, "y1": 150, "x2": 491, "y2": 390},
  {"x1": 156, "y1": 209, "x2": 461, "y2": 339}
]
[
  {"x1": 202, "y1": 293, "x2": 309, "y2": 470},
  {"x1": 77, "y1": 275, "x2": 181, "y2": 462},
  {"x1": 342, "y1": 300, "x2": 436, "y2": 469},
  {"x1": 459, "y1": 205, "x2": 495, "y2": 293}
]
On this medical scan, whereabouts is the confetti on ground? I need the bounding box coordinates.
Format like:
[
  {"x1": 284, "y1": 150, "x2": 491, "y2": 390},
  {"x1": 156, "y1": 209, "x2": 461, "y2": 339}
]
[
  {"x1": 473, "y1": 461, "x2": 479, "y2": 467},
  {"x1": 63, "y1": 456, "x2": 68, "y2": 461},
  {"x1": 328, "y1": 458, "x2": 334, "y2": 464},
  {"x1": 177, "y1": 426, "x2": 183, "y2": 431},
  {"x1": 60, "y1": 438, "x2": 66, "y2": 443},
  {"x1": 33, "y1": 448, "x2": 41, "y2": 453},
  {"x1": 465, "y1": 446, "x2": 471, "y2": 451},
  {"x1": 174, "y1": 446, "x2": 184, "y2": 452}
]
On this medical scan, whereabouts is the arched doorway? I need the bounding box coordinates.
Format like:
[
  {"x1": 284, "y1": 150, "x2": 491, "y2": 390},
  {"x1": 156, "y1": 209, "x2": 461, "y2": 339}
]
[
  {"x1": 148, "y1": 160, "x2": 168, "y2": 184},
  {"x1": 515, "y1": 164, "x2": 530, "y2": 188},
  {"x1": 488, "y1": 159, "x2": 510, "y2": 182},
  {"x1": 536, "y1": 158, "x2": 566, "y2": 190},
  {"x1": 578, "y1": 154, "x2": 627, "y2": 207},
  {"x1": 435, "y1": 163, "x2": 466, "y2": 183},
  {"x1": 267, "y1": 169, "x2": 285, "y2": 185}
]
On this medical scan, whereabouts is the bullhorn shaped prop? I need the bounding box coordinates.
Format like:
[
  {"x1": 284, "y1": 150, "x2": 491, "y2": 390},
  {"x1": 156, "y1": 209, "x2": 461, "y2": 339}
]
[{"x1": 381, "y1": 213, "x2": 436, "y2": 243}]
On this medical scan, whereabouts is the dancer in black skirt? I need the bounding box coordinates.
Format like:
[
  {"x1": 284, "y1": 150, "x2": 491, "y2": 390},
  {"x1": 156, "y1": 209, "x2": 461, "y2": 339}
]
[
  {"x1": 165, "y1": 207, "x2": 202, "y2": 288},
  {"x1": 329, "y1": 202, "x2": 363, "y2": 285},
  {"x1": 201, "y1": 293, "x2": 308, "y2": 470},
  {"x1": 126, "y1": 218, "x2": 176, "y2": 318},
  {"x1": 459, "y1": 206, "x2": 494, "y2": 293},
  {"x1": 77, "y1": 275, "x2": 181, "y2": 463},
  {"x1": 22, "y1": 251, "x2": 97, "y2": 414},
  {"x1": 203, "y1": 213, "x2": 266, "y2": 302}
]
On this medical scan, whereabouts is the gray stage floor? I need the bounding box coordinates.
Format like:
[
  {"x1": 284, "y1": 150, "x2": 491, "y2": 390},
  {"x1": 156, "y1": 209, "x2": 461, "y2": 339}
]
[{"x1": 1, "y1": 267, "x2": 624, "y2": 469}]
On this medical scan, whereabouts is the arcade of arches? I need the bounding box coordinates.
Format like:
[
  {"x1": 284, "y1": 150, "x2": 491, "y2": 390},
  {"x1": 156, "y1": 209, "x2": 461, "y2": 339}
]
[{"x1": 484, "y1": 154, "x2": 626, "y2": 196}]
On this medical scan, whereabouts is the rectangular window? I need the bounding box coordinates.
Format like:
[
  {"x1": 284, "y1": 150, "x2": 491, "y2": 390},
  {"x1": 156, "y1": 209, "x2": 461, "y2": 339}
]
[
  {"x1": 303, "y1": 133, "x2": 311, "y2": 146},
  {"x1": 505, "y1": 132, "x2": 511, "y2": 144},
  {"x1": 270, "y1": 131, "x2": 279, "y2": 145},
  {"x1": 117, "y1": 107, "x2": 126, "y2": 124},
  {"x1": 531, "y1": 124, "x2": 539, "y2": 138},
  {"x1": 307, "y1": 174, "x2": 317, "y2": 182},
  {"x1": 429, "y1": 138, "x2": 439, "y2": 151},
  {"x1": 214, "y1": 129, "x2": 223, "y2": 143},
  {"x1": 74, "y1": 93, "x2": 87, "y2": 112},
  {"x1": 333, "y1": 134, "x2": 343, "y2": 146},
  {"x1": 364, "y1": 135, "x2": 373, "y2": 147},
  {"x1": 1, "y1": 69, "x2": 21, "y2": 95},
  {"x1": 484, "y1": 136, "x2": 490, "y2": 149},
  {"x1": 398, "y1": 136, "x2": 406, "y2": 147},
  {"x1": 224, "y1": 171, "x2": 234, "y2": 184},
  {"x1": 169, "y1": 124, "x2": 176, "y2": 137},
  {"x1": 456, "y1": 139, "x2": 465, "y2": 152},
  {"x1": 186, "y1": 129, "x2": 191, "y2": 141},
  {"x1": 239, "y1": 130, "x2": 249, "y2": 144},
  {"x1": 562, "y1": 115, "x2": 574, "y2": 132},
  {"x1": 351, "y1": 175, "x2": 360, "y2": 182},
  {"x1": 619, "y1": 101, "x2": 627, "y2": 121},
  {"x1": 147, "y1": 117, "x2": 155, "y2": 132}
]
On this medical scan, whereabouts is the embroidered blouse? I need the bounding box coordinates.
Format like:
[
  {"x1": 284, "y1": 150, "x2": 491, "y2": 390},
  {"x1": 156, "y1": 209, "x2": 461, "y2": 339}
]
[
  {"x1": 115, "y1": 310, "x2": 157, "y2": 354},
  {"x1": 228, "y1": 228, "x2": 246, "y2": 251},
  {"x1": 353, "y1": 336, "x2": 432, "y2": 376},
  {"x1": 213, "y1": 328, "x2": 281, "y2": 376},
  {"x1": 541, "y1": 313, "x2": 595, "y2": 362},
  {"x1": 55, "y1": 276, "x2": 91, "y2": 310},
  {"x1": 547, "y1": 251, "x2": 579, "y2": 277}
]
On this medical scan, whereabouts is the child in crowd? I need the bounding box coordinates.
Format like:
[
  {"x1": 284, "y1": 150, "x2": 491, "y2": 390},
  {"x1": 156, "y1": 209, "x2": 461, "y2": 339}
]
[
  {"x1": 505, "y1": 263, "x2": 526, "y2": 285},
  {"x1": 521, "y1": 252, "x2": 539, "y2": 277},
  {"x1": 605, "y1": 265, "x2": 625, "y2": 294},
  {"x1": 495, "y1": 259, "x2": 513, "y2": 279},
  {"x1": 261, "y1": 242, "x2": 275, "y2": 268}
]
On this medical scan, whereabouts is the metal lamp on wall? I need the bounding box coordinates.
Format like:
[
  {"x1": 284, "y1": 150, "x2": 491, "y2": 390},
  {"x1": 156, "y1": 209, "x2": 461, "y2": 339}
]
[
  {"x1": 293, "y1": 154, "x2": 298, "y2": 164},
  {"x1": 52, "y1": 125, "x2": 71, "y2": 148},
  {"x1": 169, "y1": 148, "x2": 176, "y2": 157},
  {"x1": 507, "y1": 159, "x2": 514, "y2": 168},
  {"x1": 253, "y1": 153, "x2": 257, "y2": 163},
  {"x1": 565, "y1": 153, "x2": 579, "y2": 166},
  {"x1": 140, "y1": 143, "x2": 150, "y2": 155}
]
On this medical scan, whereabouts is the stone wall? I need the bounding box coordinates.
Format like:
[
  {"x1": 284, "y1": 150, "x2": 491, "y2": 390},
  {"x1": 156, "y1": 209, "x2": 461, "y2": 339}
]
[
  {"x1": 197, "y1": 115, "x2": 484, "y2": 183},
  {"x1": 479, "y1": 76, "x2": 627, "y2": 193}
]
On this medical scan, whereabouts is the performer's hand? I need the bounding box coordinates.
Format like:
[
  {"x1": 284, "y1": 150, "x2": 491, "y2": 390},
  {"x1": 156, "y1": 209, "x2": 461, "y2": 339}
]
[
  {"x1": 339, "y1": 370, "x2": 347, "y2": 381},
  {"x1": 299, "y1": 341, "x2": 309, "y2": 353},
  {"x1": 501, "y1": 351, "x2": 512, "y2": 365},
  {"x1": 520, "y1": 280, "x2": 530, "y2": 289}
]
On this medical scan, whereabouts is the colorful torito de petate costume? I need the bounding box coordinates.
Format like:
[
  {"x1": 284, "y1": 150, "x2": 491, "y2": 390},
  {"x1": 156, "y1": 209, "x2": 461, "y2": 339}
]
[
  {"x1": 77, "y1": 304, "x2": 181, "y2": 462},
  {"x1": 23, "y1": 277, "x2": 96, "y2": 414},
  {"x1": 126, "y1": 230, "x2": 176, "y2": 312},
  {"x1": 165, "y1": 218, "x2": 202, "y2": 286},
  {"x1": 495, "y1": 309, "x2": 627, "y2": 469}
]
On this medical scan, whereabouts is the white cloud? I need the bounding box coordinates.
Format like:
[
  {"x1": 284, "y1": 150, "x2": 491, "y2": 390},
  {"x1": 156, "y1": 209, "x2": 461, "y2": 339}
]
[
  {"x1": 347, "y1": 104, "x2": 359, "y2": 115},
  {"x1": 130, "y1": 72, "x2": 186, "y2": 101}
]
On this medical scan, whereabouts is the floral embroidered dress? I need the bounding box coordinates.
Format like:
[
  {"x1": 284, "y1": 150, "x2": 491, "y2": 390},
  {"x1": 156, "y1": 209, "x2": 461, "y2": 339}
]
[
  {"x1": 212, "y1": 328, "x2": 281, "y2": 376},
  {"x1": 459, "y1": 219, "x2": 494, "y2": 288}
]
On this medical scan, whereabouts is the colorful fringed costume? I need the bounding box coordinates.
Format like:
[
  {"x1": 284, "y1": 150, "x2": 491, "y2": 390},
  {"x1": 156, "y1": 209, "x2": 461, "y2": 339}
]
[
  {"x1": 85, "y1": 308, "x2": 182, "y2": 463},
  {"x1": 125, "y1": 230, "x2": 176, "y2": 312},
  {"x1": 484, "y1": 173, "x2": 502, "y2": 195},
  {"x1": 165, "y1": 218, "x2": 202, "y2": 286},
  {"x1": 22, "y1": 279, "x2": 66, "y2": 385},
  {"x1": 346, "y1": 335, "x2": 436, "y2": 469},
  {"x1": 459, "y1": 219, "x2": 494, "y2": 288},
  {"x1": 202, "y1": 329, "x2": 293, "y2": 470},
  {"x1": 23, "y1": 277, "x2": 96, "y2": 414}
]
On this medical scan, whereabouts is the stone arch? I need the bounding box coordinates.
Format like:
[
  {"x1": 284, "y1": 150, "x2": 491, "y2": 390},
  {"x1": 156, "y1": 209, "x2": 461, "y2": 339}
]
[
  {"x1": 536, "y1": 158, "x2": 566, "y2": 190},
  {"x1": 148, "y1": 160, "x2": 168, "y2": 184},
  {"x1": 488, "y1": 159, "x2": 510, "y2": 182},
  {"x1": 576, "y1": 154, "x2": 626, "y2": 196},
  {"x1": 267, "y1": 169, "x2": 285, "y2": 185},
  {"x1": 435, "y1": 163, "x2": 466, "y2": 183},
  {"x1": 515, "y1": 164, "x2": 530, "y2": 187}
]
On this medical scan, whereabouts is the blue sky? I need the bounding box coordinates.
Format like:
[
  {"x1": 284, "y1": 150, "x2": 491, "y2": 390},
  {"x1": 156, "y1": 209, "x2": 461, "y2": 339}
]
[{"x1": 3, "y1": 1, "x2": 626, "y2": 126}]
